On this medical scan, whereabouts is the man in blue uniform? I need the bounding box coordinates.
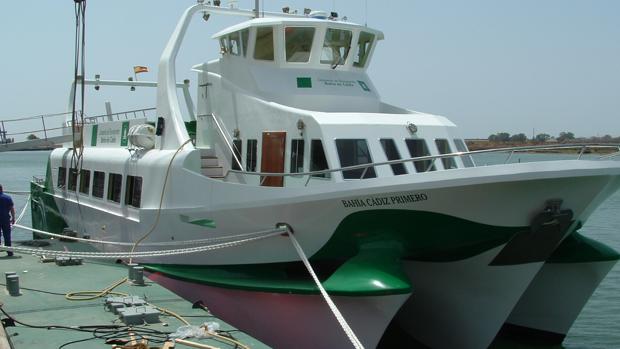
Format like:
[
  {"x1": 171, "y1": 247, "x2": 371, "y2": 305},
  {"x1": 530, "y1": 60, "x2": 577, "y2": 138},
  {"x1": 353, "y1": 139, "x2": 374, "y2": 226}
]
[{"x1": 0, "y1": 184, "x2": 16, "y2": 257}]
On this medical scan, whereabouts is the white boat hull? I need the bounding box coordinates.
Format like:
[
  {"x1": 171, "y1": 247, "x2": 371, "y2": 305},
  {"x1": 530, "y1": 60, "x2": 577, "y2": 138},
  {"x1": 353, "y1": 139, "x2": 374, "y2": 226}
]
[
  {"x1": 396, "y1": 246, "x2": 544, "y2": 349},
  {"x1": 504, "y1": 259, "x2": 617, "y2": 342}
]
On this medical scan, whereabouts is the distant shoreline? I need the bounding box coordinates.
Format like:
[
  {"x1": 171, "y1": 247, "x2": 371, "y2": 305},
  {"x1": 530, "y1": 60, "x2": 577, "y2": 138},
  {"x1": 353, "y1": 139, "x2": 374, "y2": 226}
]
[{"x1": 465, "y1": 140, "x2": 619, "y2": 154}]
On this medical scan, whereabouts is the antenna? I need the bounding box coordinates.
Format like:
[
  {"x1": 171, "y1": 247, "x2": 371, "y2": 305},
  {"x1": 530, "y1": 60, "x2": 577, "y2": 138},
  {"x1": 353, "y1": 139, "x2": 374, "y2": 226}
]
[
  {"x1": 365, "y1": 0, "x2": 368, "y2": 26},
  {"x1": 254, "y1": 0, "x2": 259, "y2": 18}
]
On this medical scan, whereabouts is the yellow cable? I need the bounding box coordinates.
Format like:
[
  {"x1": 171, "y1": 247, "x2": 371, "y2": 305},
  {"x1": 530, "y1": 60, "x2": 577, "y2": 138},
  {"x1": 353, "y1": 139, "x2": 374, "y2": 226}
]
[
  {"x1": 129, "y1": 138, "x2": 193, "y2": 263},
  {"x1": 65, "y1": 277, "x2": 128, "y2": 301}
]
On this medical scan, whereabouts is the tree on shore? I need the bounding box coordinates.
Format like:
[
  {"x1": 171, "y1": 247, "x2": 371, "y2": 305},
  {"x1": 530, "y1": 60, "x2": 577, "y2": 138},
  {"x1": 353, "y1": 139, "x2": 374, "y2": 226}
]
[
  {"x1": 557, "y1": 132, "x2": 575, "y2": 143},
  {"x1": 509, "y1": 133, "x2": 527, "y2": 143},
  {"x1": 535, "y1": 133, "x2": 551, "y2": 142},
  {"x1": 26, "y1": 134, "x2": 39, "y2": 140},
  {"x1": 488, "y1": 132, "x2": 511, "y2": 142}
]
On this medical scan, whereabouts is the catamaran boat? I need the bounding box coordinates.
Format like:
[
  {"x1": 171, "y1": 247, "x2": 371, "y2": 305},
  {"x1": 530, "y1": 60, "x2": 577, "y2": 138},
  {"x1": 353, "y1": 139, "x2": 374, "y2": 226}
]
[{"x1": 24, "y1": 2, "x2": 620, "y2": 348}]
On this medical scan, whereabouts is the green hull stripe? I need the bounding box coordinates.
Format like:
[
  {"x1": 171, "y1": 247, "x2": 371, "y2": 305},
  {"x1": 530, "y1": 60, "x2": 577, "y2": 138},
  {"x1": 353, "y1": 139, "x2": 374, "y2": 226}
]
[
  {"x1": 145, "y1": 210, "x2": 527, "y2": 295},
  {"x1": 547, "y1": 232, "x2": 620, "y2": 263},
  {"x1": 313, "y1": 209, "x2": 523, "y2": 262}
]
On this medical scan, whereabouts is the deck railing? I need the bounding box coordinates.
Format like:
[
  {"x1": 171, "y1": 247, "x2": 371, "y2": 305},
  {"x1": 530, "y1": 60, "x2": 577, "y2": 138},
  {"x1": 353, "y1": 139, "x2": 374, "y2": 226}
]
[
  {"x1": 0, "y1": 108, "x2": 155, "y2": 144},
  {"x1": 223, "y1": 143, "x2": 620, "y2": 186}
]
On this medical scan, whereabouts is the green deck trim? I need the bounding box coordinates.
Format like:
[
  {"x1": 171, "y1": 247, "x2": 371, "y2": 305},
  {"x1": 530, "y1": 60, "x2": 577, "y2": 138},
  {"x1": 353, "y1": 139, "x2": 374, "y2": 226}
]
[
  {"x1": 145, "y1": 250, "x2": 412, "y2": 297},
  {"x1": 30, "y1": 160, "x2": 68, "y2": 238},
  {"x1": 547, "y1": 232, "x2": 620, "y2": 264}
]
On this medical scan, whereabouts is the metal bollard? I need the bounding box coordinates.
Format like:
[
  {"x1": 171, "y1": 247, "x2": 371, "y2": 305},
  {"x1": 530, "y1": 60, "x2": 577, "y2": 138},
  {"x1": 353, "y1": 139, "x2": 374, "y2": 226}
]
[
  {"x1": 127, "y1": 263, "x2": 138, "y2": 280},
  {"x1": 133, "y1": 266, "x2": 144, "y2": 285},
  {"x1": 6, "y1": 274, "x2": 20, "y2": 296},
  {"x1": 5, "y1": 271, "x2": 16, "y2": 284}
]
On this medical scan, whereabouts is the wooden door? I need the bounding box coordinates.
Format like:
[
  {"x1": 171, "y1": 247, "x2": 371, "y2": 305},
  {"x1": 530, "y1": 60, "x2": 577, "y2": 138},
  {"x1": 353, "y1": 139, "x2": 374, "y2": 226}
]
[{"x1": 261, "y1": 131, "x2": 286, "y2": 187}]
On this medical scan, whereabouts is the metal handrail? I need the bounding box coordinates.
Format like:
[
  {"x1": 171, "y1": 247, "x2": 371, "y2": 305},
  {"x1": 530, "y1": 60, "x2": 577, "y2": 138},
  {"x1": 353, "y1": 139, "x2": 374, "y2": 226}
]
[
  {"x1": 207, "y1": 113, "x2": 243, "y2": 171},
  {"x1": 225, "y1": 143, "x2": 620, "y2": 184}
]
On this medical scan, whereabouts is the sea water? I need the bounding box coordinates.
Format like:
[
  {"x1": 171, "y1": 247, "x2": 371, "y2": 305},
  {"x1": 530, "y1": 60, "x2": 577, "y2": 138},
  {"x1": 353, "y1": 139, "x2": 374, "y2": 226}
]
[{"x1": 0, "y1": 150, "x2": 618, "y2": 348}]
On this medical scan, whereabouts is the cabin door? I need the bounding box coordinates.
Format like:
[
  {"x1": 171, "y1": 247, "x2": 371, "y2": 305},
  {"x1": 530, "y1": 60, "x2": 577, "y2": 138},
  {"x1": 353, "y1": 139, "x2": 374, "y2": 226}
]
[{"x1": 261, "y1": 131, "x2": 286, "y2": 187}]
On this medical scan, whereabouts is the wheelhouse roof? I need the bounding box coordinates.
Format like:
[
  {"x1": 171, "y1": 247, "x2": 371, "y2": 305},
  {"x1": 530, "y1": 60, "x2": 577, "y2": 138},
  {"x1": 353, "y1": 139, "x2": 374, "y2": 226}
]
[{"x1": 212, "y1": 17, "x2": 385, "y2": 40}]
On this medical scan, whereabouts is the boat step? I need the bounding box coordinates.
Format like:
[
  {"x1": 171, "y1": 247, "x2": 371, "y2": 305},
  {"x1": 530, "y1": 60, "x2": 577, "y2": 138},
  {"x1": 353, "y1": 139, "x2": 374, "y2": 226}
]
[
  {"x1": 201, "y1": 156, "x2": 219, "y2": 167},
  {"x1": 199, "y1": 148, "x2": 216, "y2": 157},
  {"x1": 202, "y1": 166, "x2": 224, "y2": 177}
]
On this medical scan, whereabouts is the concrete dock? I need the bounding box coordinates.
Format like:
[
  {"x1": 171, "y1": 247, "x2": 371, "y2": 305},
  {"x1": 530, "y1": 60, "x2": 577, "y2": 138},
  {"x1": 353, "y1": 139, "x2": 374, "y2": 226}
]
[{"x1": 0, "y1": 239, "x2": 268, "y2": 349}]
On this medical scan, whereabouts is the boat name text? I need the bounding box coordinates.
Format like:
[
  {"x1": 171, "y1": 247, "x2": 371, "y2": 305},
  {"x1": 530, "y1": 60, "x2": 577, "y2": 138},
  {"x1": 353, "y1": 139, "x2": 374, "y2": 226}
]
[{"x1": 342, "y1": 193, "x2": 428, "y2": 208}]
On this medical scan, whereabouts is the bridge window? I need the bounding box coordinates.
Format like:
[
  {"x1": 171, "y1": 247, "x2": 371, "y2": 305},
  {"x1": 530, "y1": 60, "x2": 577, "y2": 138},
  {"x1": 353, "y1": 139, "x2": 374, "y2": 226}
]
[
  {"x1": 321, "y1": 29, "x2": 352, "y2": 67},
  {"x1": 380, "y1": 139, "x2": 407, "y2": 175},
  {"x1": 336, "y1": 139, "x2": 376, "y2": 179},
  {"x1": 219, "y1": 36, "x2": 229, "y2": 54},
  {"x1": 228, "y1": 32, "x2": 241, "y2": 56},
  {"x1": 405, "y1": 139, "x2": 436, "y2": 172},
  {"x1": 435, "y1": 139, "x2": 458, "y2": 170},
  {"x1": 290, "y1": 139, "x2": 304, "y2": 173},
  {"x1": 285, "y1": 27, "x2": 315, "y2": 63},
  {"x1": 79, "y1": 169, "x2": 90, "y2": 194},
  {"x1": 310, "y1": 139, "x2": 329, "y2": 178},
  {"x1": 354, "y1": 31, "x2": 374, "y2": 68},
  {"x1": 241, "y1": 29, "x2": 249, "y2": 57},
  {"x1": 254, "y1": 26, "x2": 274, "y2": 61},
  {"x1": 92, "y1": 171, "x2": 105, "y2": 198},
  {"x1": 246, "y1": 139, "x2": 257, "y2": 172},
  {"x1": 125, "y1": 176, "x2": 142, "y2": 208},
  {"x1": 107, "y1": 173, "x2": 123, "y2": 203},
  {"x1": 57, "y1": 167, "x2": 67, "y2": 188}
]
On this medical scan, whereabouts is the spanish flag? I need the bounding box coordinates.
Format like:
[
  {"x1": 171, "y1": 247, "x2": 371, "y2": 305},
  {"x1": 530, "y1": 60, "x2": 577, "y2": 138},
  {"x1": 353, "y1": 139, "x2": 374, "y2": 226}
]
[{"x1": 133, "y1": 66, "x2": 149, "y2": 74}]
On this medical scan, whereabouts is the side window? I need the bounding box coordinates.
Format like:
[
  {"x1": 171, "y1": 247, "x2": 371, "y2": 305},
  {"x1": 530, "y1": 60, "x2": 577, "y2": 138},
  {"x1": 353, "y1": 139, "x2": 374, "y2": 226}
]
[
  {"x1": 454, "y1": 139, "x2": 475, "y2": 168},
  {"x1": 228, "y1": 32, "x2": 241, "y2": 56},
  {"x1": 354, "y1": 31, "x2": 374, "y2": 68},
  {"x1": 380, "y1": 139, "x2": 407, "y2": 175},
  {"x1": 336, "y1": 139, "x2": 376, "y2": 179},
  {"x1": 254, "y1": 26, "x2": 274, "y2": 61},
  {"x1": 435, "y1": 139, "x2": 458, "y2": 170},
  {"x1": 310, "y1": 139, "x2": 329, "y2": 178},
  {"x1": 219, "y1": 37, "x2": 229, "y2": 54},
  {"x1": 125, "y1": 176, "x2": 143, "y2": 208},
  {"x1": 405, "y1": 139, "x2": 436, "y2": 172},
  {"x1": 246, "y1": 139, "x2": 257, "y2": 172},
  {"x1": 107, "y1": 173, "x2": 123, "y2": 203},
  {"x1": 57, "y1": 167, "x2": 67, "y2": 188},
  {"x1": 321, "y1": 29, "x2": 352, "y2": 67},
  {"x1": 290, "y1": 139, "x2": 305, "y2": 173},
  {"x1": 241, "y1": 29, "x2": 249, "y2": 57},
  {"x1": 232, "y1": 139, "x2": 242, "y2": 171},
  {"x1": 79, "y1": 169, "x2": 90, "y2": 194},
  {"x1": 285, "y1": 27, "x2": 315, "y2": 63},
  {"x1": 68, "y1": 168, "x2": 78, "y2": 191},
  {"x1": 92, "y1": 171, "x2": 105, "y2": 198}
]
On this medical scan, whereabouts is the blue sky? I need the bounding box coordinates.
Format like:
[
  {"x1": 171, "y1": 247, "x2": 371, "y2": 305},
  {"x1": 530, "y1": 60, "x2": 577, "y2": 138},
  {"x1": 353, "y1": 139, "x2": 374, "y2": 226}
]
[{"x1": 0, "y1": 0, "x2": 618, "y2": 138}]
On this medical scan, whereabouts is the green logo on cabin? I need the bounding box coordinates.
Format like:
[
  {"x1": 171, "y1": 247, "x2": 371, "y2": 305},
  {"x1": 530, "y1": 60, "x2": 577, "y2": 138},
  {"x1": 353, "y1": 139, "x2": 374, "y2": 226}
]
[
  {"x1": 297, "y1": 77, "x2": 312, "y2": 88},
  {"x1": 120, "y1": 121, "x2": 130, "y2": 146},
  {"x1": 91, "y1": 124, "x2": 98, "y2": 146},
  {"x1": 357, "y1": 80, "x2": 371, "y2": 92}
]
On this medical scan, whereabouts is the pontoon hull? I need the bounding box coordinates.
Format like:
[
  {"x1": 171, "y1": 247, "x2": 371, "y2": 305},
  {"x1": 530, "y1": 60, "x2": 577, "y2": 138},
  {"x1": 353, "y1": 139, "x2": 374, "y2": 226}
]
[
  {"x1": 148, "y1": 271, "x2": 411, "y2": 349},
  {"x1": 397, "y1": 246, "x2": 544, "y2": 349}
]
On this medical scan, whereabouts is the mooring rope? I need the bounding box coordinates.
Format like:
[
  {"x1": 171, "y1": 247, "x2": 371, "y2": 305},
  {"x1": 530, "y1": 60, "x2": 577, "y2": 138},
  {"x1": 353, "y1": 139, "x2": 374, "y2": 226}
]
[
  {"x1": 286, "y1": 230, "x2": 365, "y2": 349},
  {"x1": 14, "y1": 194, "x2": 30, "y2": 224},
  {"x1": 12, "y1": 223, "x2": 286, "y2": 247},
  {"x1": 0, "y1": 228, "x2": 285, "y2": 259}
]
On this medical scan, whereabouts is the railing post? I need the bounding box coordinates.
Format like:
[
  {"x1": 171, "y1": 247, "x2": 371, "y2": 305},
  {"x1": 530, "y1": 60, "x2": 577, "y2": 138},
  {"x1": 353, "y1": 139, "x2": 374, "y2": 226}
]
[
  {"x1": 578, "y1": 145, "x2": 586, "y2": 159},
  {"x1": 41, "y1": 115, "x2": 48, "y2": 140}
]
